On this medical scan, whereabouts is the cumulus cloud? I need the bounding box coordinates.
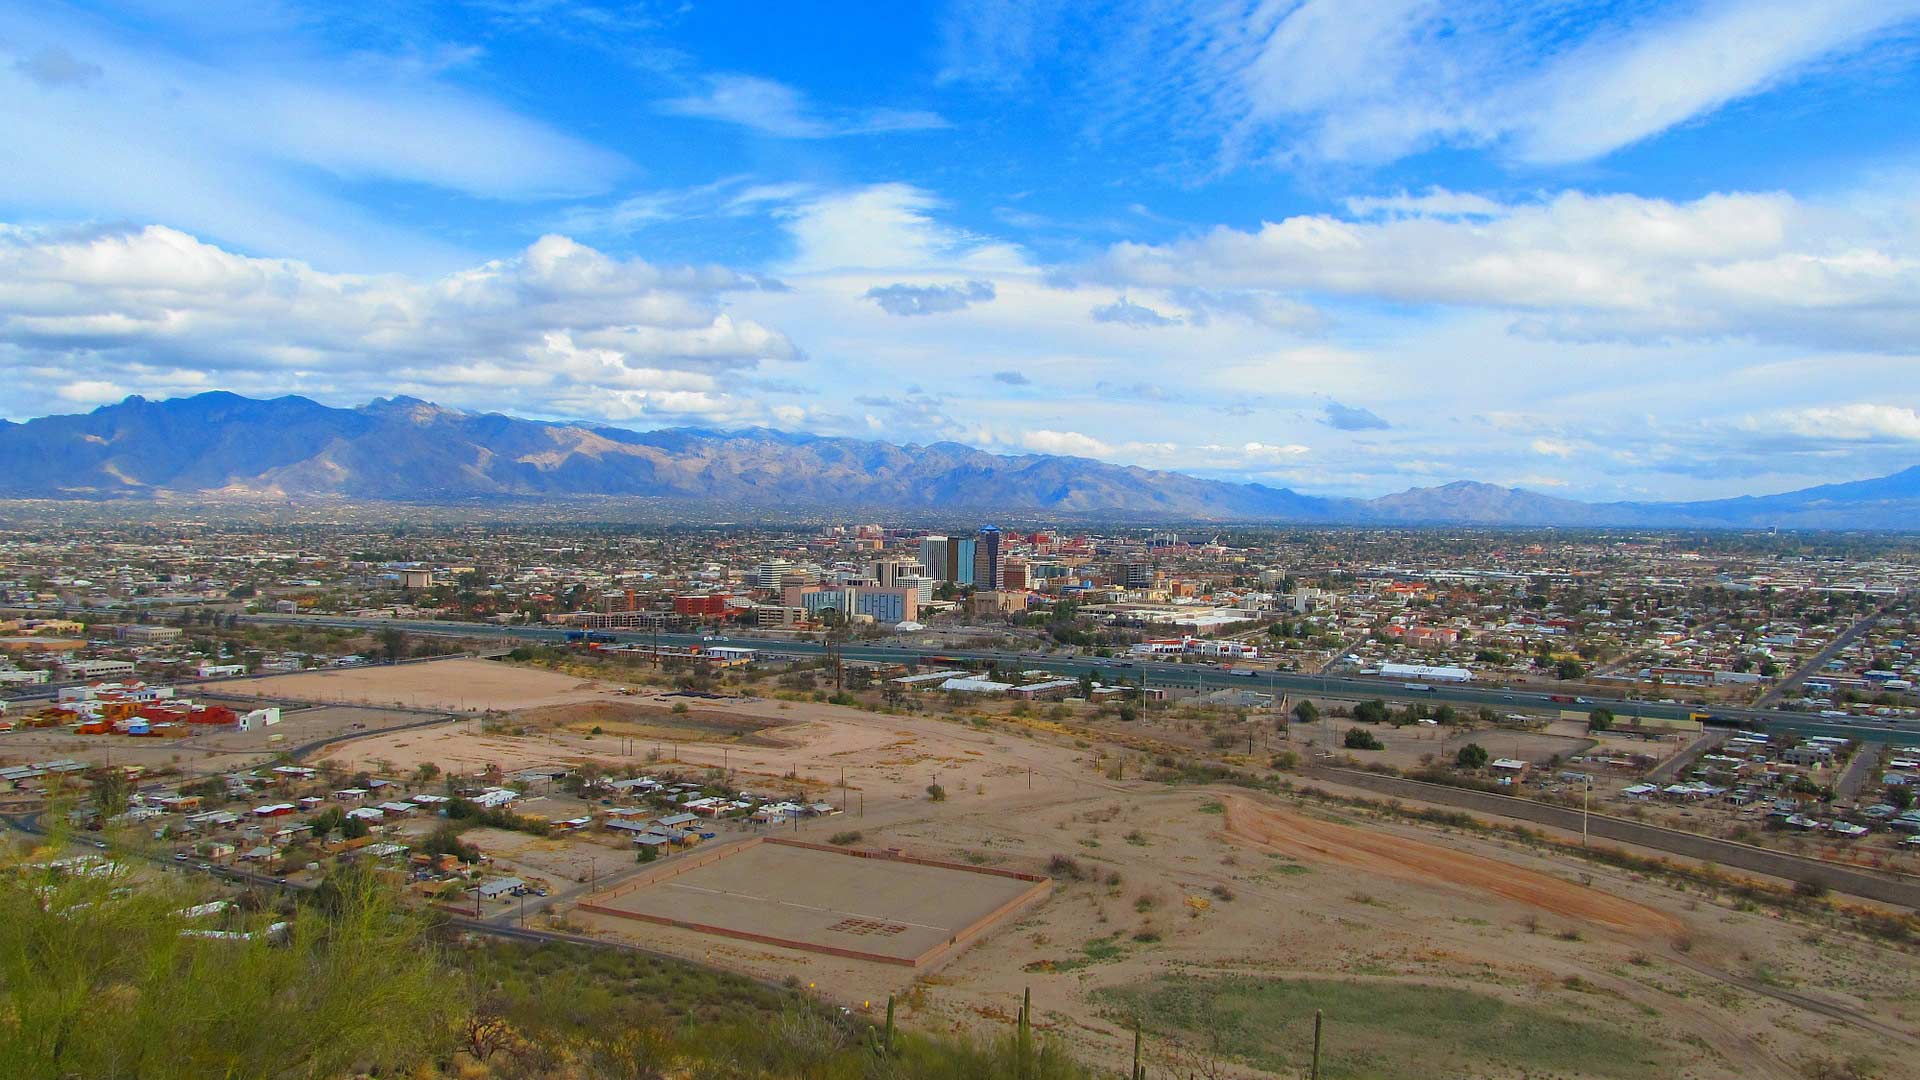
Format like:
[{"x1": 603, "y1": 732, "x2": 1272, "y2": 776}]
[
  {"x1": 662, "y1": 74, "x2": 948, "y2": 138},
  {"x1": 1020, "y1": 429, "x2": 1114, "y2": 458},
  {"x1": 1193, "y1": 441, "x2": 1312, "y2": 468},
  {"x1": 1323, "y1": 401, "x2": 1390, "y2": 431},
  {"x1": 1091, "y1": 295, "x2": 1181, "y2": 327},
  {"x1": 991, "y1": 370, "x2": 1030, "y2": 385},
  {"x1": 1091, "y1": 188, "x2": 1920, "y2": 353},
  {"x1": 1754, "y1": 403, "x2": 1920, "y2": 442},
  {"x1": 0, "y1": 224, "x2": 798, "y2": 425},
  {"x1": 864, "y1": 279, "x2": 996, "y2": 316}
]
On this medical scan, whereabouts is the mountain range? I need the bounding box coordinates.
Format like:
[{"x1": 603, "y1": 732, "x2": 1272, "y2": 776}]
[{"x1": 0, "y1": 392, "x2": 1913, "y2": 528}]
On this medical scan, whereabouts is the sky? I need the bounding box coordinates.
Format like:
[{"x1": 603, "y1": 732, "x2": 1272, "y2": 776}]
[{"x1": 2, "y1": 1, "x2": 1920, "y2": 501}]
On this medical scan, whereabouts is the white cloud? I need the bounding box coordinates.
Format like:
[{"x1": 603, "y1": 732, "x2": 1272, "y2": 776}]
[
  {"x1": 1346, "y1": 188, "x2": 1504, "y2": 218},
  {"x1": 1515, "y1": 1, "x2": 1920, "y2": 164},
  {"x1": 1020, "y1": 429, "x2": 1113, "y2": 458},
  {"x1": 0, "y1": 224, "x2": 798, "y2": 426},
  {"x1": 940, "y1": 0, "x2": 1920, "y2": 168},
  {"x1": 1530, "y1": 438, "x2": 1577, "y2": 458},
  {"x1": 1756, "y1": 403, "x2": 1920, "y2": 442},
  {"x1": 1092, "y1": 188, "x2": 1920, "y2": 352},
  {"x1": 776, "y1": 184, "x2": 1027, "y2": 275},
  {"x1": 662, "y1": 74, "x2": 948, "y2": 138},
  {"x1": 0, "y1": 6, "x2": 626, "y2": 268}
]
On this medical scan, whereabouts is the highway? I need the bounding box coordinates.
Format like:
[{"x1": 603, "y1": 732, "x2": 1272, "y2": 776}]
[{"x1": 234, "y1": 613, "x2": 1920, "y2": 745}]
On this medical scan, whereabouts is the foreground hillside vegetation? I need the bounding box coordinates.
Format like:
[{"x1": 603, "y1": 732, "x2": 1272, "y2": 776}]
[{"x1": 0, "y1": 840, "x2": 1094, "y2": 1080}]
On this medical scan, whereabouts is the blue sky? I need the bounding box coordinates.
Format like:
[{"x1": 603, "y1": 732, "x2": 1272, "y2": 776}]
[{"x1": 3, "y1": 1, "x2": 1920, "y2": 500}]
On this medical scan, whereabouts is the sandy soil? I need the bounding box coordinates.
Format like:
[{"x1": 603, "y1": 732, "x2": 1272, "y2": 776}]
[
  {"x1": 1218, "y1": 794, "x2": 1683, "y2": 938},
  {"x1": 516, "y1": 700, "x2": 795, "y2": 746},
  {"x1": 317, "y1": 691, "x2": 1093, "y2": 810},
  {"x1": 212, "y1": 658, "x2": 612, "y2": 712}
]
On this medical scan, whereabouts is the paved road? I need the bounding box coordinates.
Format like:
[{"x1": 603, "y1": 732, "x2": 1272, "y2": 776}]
[
  {"x1": 1304, "y1": 766, "x2": 1920, "y2": 908},
  {"x1": 234, "y1": 612, "x2": 1920, "y2": 745},
  {"x1": 1643, "y1": 729, "x2": 1730, "y2": 785},
  {"x1": 1835, "y1": 743, "x2": 1884, "y2": 805},
  {"x1": 1757, "y1": 601, "x2": 1896, "y2": 707}
]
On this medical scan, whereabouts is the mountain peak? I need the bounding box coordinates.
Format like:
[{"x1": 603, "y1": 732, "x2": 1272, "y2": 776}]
[{"x1": 0, "y1": 392, "x2": 1913, "y2": 526}]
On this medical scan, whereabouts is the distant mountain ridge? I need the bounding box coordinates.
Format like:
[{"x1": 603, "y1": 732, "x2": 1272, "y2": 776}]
[{"x1": 0, "y1": 392, "x2": 1913, "y2": 528}]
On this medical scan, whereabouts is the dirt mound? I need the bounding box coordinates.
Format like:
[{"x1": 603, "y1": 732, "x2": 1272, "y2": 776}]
[{"x1": 1222, "y1": 795, "x2": 1682, "y2": 938}]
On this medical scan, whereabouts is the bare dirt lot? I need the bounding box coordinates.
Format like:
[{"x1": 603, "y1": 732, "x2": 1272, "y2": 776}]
[
  {"x1": 515, "y1": 699, "x2": 795, "y2": 746},
  {"x1": 213, "y1": 658, "x2": 611, "y2": 712},
  {"x1": 581, "y1": 839, "x2": 1047, "y2": 968},
  {"x1": 1219, "y1": 794, "x2": 1683, "y2": 938}
]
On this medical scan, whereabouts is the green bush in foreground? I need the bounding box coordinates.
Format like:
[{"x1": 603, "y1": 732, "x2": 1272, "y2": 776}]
[{"x1": 0, "y1": 856, "x2": 458, "y2": 1080}]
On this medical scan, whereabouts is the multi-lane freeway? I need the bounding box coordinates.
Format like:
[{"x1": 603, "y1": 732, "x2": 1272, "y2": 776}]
[{"x1": 233, "y1": 613, "x2": 1920, "y2": 745}]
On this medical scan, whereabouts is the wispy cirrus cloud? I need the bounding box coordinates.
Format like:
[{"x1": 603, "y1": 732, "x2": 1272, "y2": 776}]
[
  {"x1": 662, "y1": 73, "x2": 948, "y2": 138},
  {"x1": 0, "y1": 3, "x2": 628, "y2": 269},
  {"x1": 939, "y1": 0, "x2": 1920, "y2": 168}
]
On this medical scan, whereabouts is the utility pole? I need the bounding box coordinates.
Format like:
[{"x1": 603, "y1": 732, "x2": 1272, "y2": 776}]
[
  {"x1": 1582, "y1": 780, "x2": 1592, "y2": 847},
  {"x1": 1310, "y1": 1009, "x2": 1324, "y2": 1080}
]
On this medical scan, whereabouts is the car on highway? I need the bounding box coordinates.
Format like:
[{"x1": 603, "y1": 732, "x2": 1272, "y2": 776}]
[
  {"x1": 173, "y1": 853, "x2": 188, "y2": 861},
  {"x1": 197, "y1": 862, "x2": 211, "y2": 871}
]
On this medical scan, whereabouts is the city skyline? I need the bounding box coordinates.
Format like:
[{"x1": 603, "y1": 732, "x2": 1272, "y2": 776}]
[{"x1": 4, "y1": 2, "x2": 1920, "y2": 501}]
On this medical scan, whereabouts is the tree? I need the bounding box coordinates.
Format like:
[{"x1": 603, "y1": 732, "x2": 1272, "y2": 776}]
[
  {"x1": 1292, "y1": 699, "x2": 1320, "y2": 725},
  {"x1": 1455, "y1": 742, "x2": 1490, "y2": 770},
  {"x1": 1353, "y1": 699, "x2": 1390, "y2": 725},
  {"x1": 1588, "y1": 708, "x2": 1615, "y2": 732},
  {"x1": 1554, "y1": 658, "x2": 1586, "y2": 681},
  {"x1": 422, "y1": 823, "x2": 481, "y2": 865},
  {"x1": 89, "y1": 770, "x2": 131, "y2": 820},
  {"x1": 378, "y1": 627, "x2": 409, "y2": 663},
  {"x1": 1343, "y1": 727, "x2": 1384, "y2": 751}
]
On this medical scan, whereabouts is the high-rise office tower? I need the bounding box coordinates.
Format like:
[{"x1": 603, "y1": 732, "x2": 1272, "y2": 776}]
[{"x1": 974, "y1": 525, "x2": 1003, "y2": 591}]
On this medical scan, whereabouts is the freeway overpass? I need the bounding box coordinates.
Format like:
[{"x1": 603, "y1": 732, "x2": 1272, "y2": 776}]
[{"x1": 234, "y1": 613, "x2": 1920, "y2": 745}]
